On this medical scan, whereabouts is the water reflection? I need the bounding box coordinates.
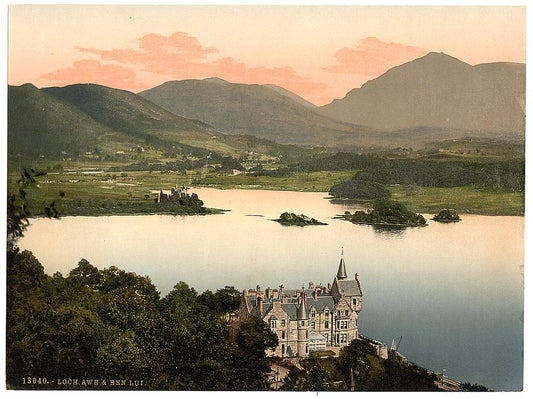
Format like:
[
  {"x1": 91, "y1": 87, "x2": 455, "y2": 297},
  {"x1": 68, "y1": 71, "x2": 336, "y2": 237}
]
[
  {"x1": 328, "y1": 197, "x2": 369, "y2": 208},
  {"x1": 371, "y1": 224, "x2": 408, "y2": 236}
]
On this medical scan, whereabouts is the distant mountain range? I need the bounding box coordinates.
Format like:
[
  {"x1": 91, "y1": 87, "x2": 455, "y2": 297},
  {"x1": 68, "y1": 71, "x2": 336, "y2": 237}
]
[
  {"x1": 8, "y1": 52, "x2": 525, "y2": 161},
  {"x1": 138, "y1": 78, "x2": 372, "y2": 147},
  {"x1": 318, "y1": 52, "x2": 525, "y2": 134},
  {"x1": 8, "y1": 83, "x2": 305, "y2": 160}
]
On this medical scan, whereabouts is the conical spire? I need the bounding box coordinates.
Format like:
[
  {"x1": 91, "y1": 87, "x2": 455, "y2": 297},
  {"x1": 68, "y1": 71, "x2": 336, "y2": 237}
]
[
  {"x1": 297, "y1": 293, "x2": 309, "y2": 320},
  {"x1": 337, "y1": 253, "x2": 347, "y2": 280}
]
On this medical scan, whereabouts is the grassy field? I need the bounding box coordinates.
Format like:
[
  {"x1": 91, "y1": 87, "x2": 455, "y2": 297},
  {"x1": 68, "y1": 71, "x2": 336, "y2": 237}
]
[
  {"x1": 389, "y1": 185, "x2": 524, "y2": 216},
  {"x1": 8, "y1": 164, "x2": 524, "y2": 217}
]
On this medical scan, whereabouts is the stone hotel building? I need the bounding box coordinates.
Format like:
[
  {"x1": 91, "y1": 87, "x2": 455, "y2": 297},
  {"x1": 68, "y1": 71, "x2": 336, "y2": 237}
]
[{"x1": 237, "y1": 256, "x2": 363, "y2": 357}]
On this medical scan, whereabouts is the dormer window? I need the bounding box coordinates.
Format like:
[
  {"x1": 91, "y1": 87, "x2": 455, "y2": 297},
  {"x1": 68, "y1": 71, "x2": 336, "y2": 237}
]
[
  {"x1": 353, "y1": 298, "x2": 357, "y2": 306},
  {"x1": 270, "y1": 319, "x2": 277, "y2": 329}
]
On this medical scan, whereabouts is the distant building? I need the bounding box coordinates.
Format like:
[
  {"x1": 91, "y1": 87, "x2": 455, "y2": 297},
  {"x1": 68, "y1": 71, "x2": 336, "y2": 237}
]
[
  {"x1": 155, "y1": 185, "x2": 190, "y2": 203},
  {"x1": 236, "y1": 256, "x2": 363, "y2": 358}
]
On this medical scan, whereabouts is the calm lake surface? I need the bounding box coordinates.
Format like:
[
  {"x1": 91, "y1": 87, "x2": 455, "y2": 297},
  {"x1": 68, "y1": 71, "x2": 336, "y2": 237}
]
[{"x1": 19, "y1": 188, "x2": 524, "y2": 391}]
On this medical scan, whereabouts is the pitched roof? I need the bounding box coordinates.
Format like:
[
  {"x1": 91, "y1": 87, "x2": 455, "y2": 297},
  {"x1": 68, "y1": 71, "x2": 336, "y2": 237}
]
[
  {"x1": 281, "y1": 303, "x2": 298, "y2": 320},
  {"x1": 336, "y1": 278, "x2": 363, "y2": 297},
  {"x1": 307, "y1": 296, "x2": 335, "y2": 311}
]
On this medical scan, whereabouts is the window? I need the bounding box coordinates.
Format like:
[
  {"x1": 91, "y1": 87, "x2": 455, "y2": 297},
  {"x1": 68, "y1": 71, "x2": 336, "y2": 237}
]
[
  {"x1": 311, "y1": 322, "x2": 315, "y2": 329},
  {"x1": 340, "y1": 333, "x2": 348, "y2": 343},
  {"x1": 352, "y1": 298, "x2": 357, "y2": 306},
  {"x1": 345, "y1": 310, "x2": 349, "y2": 316},
  {"x1": 301, "y1": 321, "x2": 305, "y2": 327},
  {"x1": 324, "y1": 333, "x2": 329, "y2": 341},
  {"x1": 281, "y1": 344, "x2": 285, "y2": 355},
  {"x1": 281, "y1": 319, "x2": 286, "y2": 327},
  {"x1": 340, "y1": 320, "x2": 349, "y2": 329},
  {"x1": 306, "y1": 331, "x2": 308, "y2": 339},
  {"x1": 306, "y1": 344, "x2": 309, "y2": 354},
  {"x1": 325, "y1": 321, "x2": 329, "y2": 329},
  {"x1": 281, "y1": 331, "x2": 286, "y2": 339},
  {"x1": 270, "y1": 319, "x2": 277, "y2": 329},
  {"x1": 325, "y1": 310, "x2": 329, "y2": 317},
  {"x1": 311, "y1": 310, "x2": 316, "y2": 317},
  {"x1": 336, "y1": 334, "x2": 339, "y2": 344}
]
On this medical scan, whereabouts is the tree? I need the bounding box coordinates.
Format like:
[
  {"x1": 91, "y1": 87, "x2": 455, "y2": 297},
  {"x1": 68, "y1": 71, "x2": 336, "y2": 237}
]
[
  {"x1": 68, "y1": 259, "x2": 103, "y2": 289},
  {"x1": 235, "y1": 316, "x2": 278, "y2": 360},
  {"x1": 7, "y1": 168, "x2": 62, "y2": 246}
]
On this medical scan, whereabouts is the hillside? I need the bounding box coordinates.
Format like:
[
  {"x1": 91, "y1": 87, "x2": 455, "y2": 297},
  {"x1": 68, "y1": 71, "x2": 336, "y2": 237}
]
[
  {"x1": 138, "y1": 78, "x2": 373, "y2": 147},
  {"x1": 262, "y1": 84, "x2": 317, "y2": 108},
  {"x1": 318, "y1": 52, "x2": 525, "y2": 135},
  {"x1": 43, "y1": 83, "x2": 219, "y2": 145},
  {"x1": 8, "y1": 84, "x2": 125, "y2": 158},
  {"x1": 8, "y1": 83, "x2": 307, "y2": 161}
]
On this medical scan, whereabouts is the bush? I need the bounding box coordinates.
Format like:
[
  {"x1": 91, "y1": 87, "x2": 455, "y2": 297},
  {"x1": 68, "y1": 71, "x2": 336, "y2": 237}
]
[
  {"x1": 344, "y1": 200, "x2": 426, "y2": 226},
  {"x1": 432, "y1": 209, "x2": 461, "y2": 222}
]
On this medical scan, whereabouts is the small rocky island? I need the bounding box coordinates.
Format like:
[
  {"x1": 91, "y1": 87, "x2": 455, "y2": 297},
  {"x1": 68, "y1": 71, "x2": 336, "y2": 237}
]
[
  {"x1": 276, "y1": 212, "x2": 327, "y2": 226},
  {"x1": 432, "y1": 209, "x2": 461, "y2": 222},
  {"x1": 342, "y1": 200, "x2": 426, "y2": 227}
]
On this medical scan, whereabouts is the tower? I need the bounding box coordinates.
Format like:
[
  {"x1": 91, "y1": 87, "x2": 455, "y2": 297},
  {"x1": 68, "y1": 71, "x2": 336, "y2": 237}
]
[{"x1": 296, "y1": 293, "x2": 309, "y2": 357}]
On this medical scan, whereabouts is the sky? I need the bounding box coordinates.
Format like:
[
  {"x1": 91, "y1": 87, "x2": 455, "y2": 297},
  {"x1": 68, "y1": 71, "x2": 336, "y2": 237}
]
[{"x1": 7, "y1": 4, "x2": 527, "y2": 106}]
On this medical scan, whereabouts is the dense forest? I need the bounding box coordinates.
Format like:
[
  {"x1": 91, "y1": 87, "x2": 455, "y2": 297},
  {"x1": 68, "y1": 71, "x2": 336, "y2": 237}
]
[
  {"x1": 258, "y1": 151, "x2": 524, "y2": 192},
  {"x1": 6, "y1": 247, "x2": 279, "y2": 390}
]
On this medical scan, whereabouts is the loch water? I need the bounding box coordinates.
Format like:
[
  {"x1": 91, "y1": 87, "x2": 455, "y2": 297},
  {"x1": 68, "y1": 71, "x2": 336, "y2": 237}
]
[{"x1": 19, "y1": 188, "x2": 524, "y2": 391}]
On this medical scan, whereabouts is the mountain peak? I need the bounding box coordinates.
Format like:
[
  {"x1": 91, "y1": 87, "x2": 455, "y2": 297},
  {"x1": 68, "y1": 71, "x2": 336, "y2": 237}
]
[
  {"x1": 203, "y1": 77, "x2": 230, "y2": 85},
  {"x1": 318, "y1": 53, "x2": 524, "y2": 134},
  {"x1": 409, "y1": 51, "x2": 472, "y2": 67}
]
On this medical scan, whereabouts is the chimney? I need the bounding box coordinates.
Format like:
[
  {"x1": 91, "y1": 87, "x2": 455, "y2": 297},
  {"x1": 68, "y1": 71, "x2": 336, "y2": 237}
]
[
  {"x1": 313, "y1": 288, "x2": 318, "y2": 300},
  {"x1": 309, "y1": 282, "x2": 314, "y2": 289},
  {"x1": 273, "y1": 299, "x2": 282, "y2": 312},
  {"x1": 279, "y1": 284, "x2": 284, "y2": 296},
  {"x1": 243, "y1": 289, "x2": 248, "y2": 297},
  {"x1": 272, "y1": 289, "x2": 279, "y2": 299},
  {"x1": 266, "y1": 287, "x2": 271, "y2": 299}
]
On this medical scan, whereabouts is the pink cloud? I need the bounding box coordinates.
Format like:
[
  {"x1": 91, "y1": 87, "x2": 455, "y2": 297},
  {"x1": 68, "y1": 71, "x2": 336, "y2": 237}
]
[
  {"x1": 77, "y1": 32, "x2": 218, "y2": 75},
  {"x1": 69, "y1": 32, "x2": 325, "y2": 103},
  {"x1": 324, "y1": 37, "x2": 428, "y2": 76},
  {"x1": 40, "y1": 59, "x2": 144, "y2": 89}
]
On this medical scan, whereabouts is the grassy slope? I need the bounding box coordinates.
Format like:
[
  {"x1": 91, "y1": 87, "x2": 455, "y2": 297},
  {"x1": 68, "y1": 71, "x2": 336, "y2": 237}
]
[{"x1": 389, "y1": 185, "x2": 523, "y2": 216}]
